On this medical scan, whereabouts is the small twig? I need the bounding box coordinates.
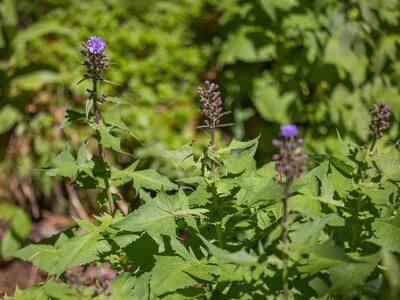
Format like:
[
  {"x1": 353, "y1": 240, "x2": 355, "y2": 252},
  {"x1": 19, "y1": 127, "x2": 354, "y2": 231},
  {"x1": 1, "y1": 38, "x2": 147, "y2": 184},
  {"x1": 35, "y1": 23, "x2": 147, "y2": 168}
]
[
  {"x1": 219, "y1": 111, "x2": 232, "y2": 117},
  {"x1": 215, "y1": 123, "x2": 235, "y2": 128},
  {"x1": 21, "y1": 181, "x2": 40, "y2": 219},
  {"x1": 65, "y1": 182, "x2": 89, "y2": 219}
]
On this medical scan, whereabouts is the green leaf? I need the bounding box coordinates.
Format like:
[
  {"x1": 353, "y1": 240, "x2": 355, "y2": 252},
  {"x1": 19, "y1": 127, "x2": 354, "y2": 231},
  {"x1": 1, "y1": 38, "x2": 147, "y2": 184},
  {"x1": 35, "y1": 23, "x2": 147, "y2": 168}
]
[
  {"x1": 5, "y1": 280, "x2": 87, "y2": 300},
  {"x1": 1, "y1": 229, "x2": 20, "y2": 261},
  {"x1": 109, "y1": 161, "x2": 139, "y2": 187},
  {"x1": 324, "y1": 36, "x2": 367, "y2": 85},
  {"x1": 310, "y1": 154, "x2": 354, "y2": 176},
  {"x1": 107, "y1": 273, "x2": 150, "y2": 300},
  {"x1": 162, "y1": 143, "x2": 200, "y2": 172},
  {"x1": 199, "y1": 235, "x2": 258, "y2": 266},
  {"x1": 236, "y1": 162, "x2": 281, "y2": 206},
  {"x1": 382, "y1": 250, "x2": 400, "y2": 294},
  {"x1": 0, "y1": 202, "x2": 30, "y2": 238},
  {"x1": 218, "y1": 30, "x2": 257, "y2": 65},
  {"x1": 12, "y1": 21, "x2": 71, "y2": 50},
  {"x1": 56, "y1": 233, "x2": 111, "y2": 273},
  {"x1": 150, "y1": 254, "x2": 215, "y2": 296},
  {"x1": 375, "y1": 151, "x2": 400, "y2": 181},
  {"x1": 1, "y1": 0, "x2": 17, "y2": 28},
  {"x1": 115, "y1": 192, "x2": 205, "y2": 251},
  {"x1": 130, "y1": 169, "x2": 178, "y2": 191},
  {"x1": 60, "y1": 108, "x2": 85, "y2": 128},
  {"x1": 102, "y1": 107, "x2": 129, "y2": 132},
  {"x1": 14, "y1": 244, "x2": 60, "y2": 274},
  {"x1": 98, "y1": 121, "x2": 127, "y2": 154},
  {"x1": 369, "y1": 215, "x2": 400, "y2": 253},
  {"x1": 10, "y1": 64, "x2": 62, "y2": 90},
  {"x1": 111, "y1": 233, "x2": 141, "y2": 249},
  {"x1": 329, "y1": 253, "x2": 380, "y2": 296},
  {"x1": 251, "y1": 76, "x2": 295, "y2": 123},
  {"x1": 290, "y1": 215, "x2": 333, "y2": 258},
  {"x1": 42, "y1": 280, "x2": 84, "y2": 300},
  {"x1": 85, "y1": 98, "x2": 93, "y2": 120},
  {"x1": 0, "y1": 105, "x2": 22, "y2": 134},
  {"x1": 111, "y1": 164, "x2": 177, "y2": 191},
  {"x1": 15, "y1": 217, "x2": 114, "y2": 275},
  {"x1": 188, "y1": 179, "x2": 211, "y2": 206},
  {"x1": 260, "y1": 0, "x2": 298, "y2": 21},
  {"x1": 44, "y1": 147, "x2": 79, "y2": 178},
  {"x1": 298, "y1": 240, "x2": 357, "y2": 274},
  {"x1": 217, "y1": 136, "x2": 259, "y2": 156}
]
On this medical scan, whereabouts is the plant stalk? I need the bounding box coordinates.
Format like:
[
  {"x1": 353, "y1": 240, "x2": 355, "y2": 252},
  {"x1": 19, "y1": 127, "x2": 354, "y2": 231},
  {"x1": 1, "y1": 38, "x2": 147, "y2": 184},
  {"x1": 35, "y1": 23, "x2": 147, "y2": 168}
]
[
  {"x1": 92, "y1": 78, "x2": 115, "y2": 215},
  {"x1": 282, "y1": 181, "x2": 290, "y2": 300},
  {"x1": 369, "y1": 135, "x2": 377, "y2": 153},
  {"x1": 210, "y1": 125, "x2": 224, "y2": 248}
]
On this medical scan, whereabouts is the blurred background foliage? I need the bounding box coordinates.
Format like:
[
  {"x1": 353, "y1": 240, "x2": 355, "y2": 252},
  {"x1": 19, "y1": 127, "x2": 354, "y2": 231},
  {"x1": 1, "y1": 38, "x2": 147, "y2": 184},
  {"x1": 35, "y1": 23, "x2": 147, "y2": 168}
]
[{"x1": 1, "y1": 0, "x2": 400, "y2": 218}]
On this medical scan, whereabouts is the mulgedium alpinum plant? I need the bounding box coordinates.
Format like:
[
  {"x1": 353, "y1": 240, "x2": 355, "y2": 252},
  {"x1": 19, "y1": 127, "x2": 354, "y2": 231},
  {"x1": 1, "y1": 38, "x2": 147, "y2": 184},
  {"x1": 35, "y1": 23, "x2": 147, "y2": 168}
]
[{"x1": 8, "y1": 38, "x2": 400, "y2": 300}]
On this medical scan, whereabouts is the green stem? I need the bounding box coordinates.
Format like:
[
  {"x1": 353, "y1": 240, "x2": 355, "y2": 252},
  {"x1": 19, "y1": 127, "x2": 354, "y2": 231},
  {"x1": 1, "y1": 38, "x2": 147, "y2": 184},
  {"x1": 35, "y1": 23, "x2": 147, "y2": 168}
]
[
  {"x1": 210, "y1": 126, "x2": 224, "y2": 248},
  {"x1": 212, "y1": 185, "x2": 224, "y2": 248},
  {"x1": 369, "y1": 136, "x2": 377, "y2": 153},
  {"x1": 351, "y1": 194, "x2": 362, "y2": 252},
  {"x1": 92, "y1": 79, "x2": 115, "y2": 215},
  {"x1": 282, "y1": 181, "x2": 290, "y2": 300}
]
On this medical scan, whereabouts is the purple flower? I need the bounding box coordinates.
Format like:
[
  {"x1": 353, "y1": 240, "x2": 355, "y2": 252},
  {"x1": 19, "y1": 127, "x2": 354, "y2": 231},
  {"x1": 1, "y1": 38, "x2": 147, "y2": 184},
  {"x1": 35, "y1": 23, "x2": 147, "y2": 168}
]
[
  {"x1": 197, "y1": 81, "x2": 223, "y2": 128},
  {"x1": 280, "y1": 124, "x2": 298, "y2": 138},
  {"x1": 272, "y1": 132, "x2": 307, "y2": 183},
  {"x1": 81, "y1": 37, "x2": 109, "y2": 81},
  {"x1": 85, "y1": 36, "x2": 106, "y2": 54},
  {"x1": 369, "y1": 100, "x2": 391, "y2": 139}
]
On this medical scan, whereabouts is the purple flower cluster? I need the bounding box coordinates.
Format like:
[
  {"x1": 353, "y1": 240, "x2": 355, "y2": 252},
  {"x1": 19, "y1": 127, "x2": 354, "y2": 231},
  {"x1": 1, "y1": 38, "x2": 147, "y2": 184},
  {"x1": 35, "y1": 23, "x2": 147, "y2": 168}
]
[
  {"x1": 81, "y1": 36, "x2": 109, "y2": 81},
  {"x1": 369, "y1": 101, "x2": 391, "y2": 139},
  {"x1": 85, "y1": 36, "x2": 106, "y2": 54},
  {"x1": 197, "y1": 80, "x2": 223, "y2": 128},
  {"x1": 280, "y1": 124, "x2": 298, "y2": 138},
  {"x1": 272, "y1": 124, "x2": 307, "y2": 183}
]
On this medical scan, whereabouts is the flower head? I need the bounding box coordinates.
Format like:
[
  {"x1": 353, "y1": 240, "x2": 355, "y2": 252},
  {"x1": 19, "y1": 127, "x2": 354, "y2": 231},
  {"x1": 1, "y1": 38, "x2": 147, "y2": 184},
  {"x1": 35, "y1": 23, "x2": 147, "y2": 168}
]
[
  {"x1": 80, "y1": 36, "x2": 109, "y2": 81},
  {"x1": 280, "y1": 124, "x2": 298, "y2": 138},
  {"x1": 85, "y1": 36, "x2": 106, "y2": 54},
  {"x1": 369, "y1": 100, "x2": 391, "y2": 139},
  {"x1": 272, "y1": 131, "x2": 307, "y2": 184},
  {"x1": 197, "y1": 80, "x2": 223, "y2": 128}
]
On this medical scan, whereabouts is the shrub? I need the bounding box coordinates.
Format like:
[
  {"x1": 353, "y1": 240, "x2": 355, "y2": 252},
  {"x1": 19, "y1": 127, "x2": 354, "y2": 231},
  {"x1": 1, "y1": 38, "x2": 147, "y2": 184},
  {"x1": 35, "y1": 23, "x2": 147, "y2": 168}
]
[{"x1": 7, "y1": 36, "x2": 400, "y2": 300}]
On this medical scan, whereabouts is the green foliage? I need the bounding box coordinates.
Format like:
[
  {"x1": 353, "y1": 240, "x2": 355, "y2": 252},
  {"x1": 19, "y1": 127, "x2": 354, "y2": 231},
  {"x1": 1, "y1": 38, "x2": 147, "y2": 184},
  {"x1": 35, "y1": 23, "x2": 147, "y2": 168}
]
[
  {"x1": 0, "y1": 0, "x2": 71, "y2": 210},
  {"x1": 213, "y1": 0, "x2": 400, "y2": 157},
  {"x1": 4, "y1": 1, "x2": 400, "y2": 299},
  {"x1": 1, "y1": 0, "x2": 212, "y2": 211},
  {"x1": 0, "y1": 203, "x2": 30, "y2": 261},
  {"x1": 11, "y1": 88, "x2": 400, "y2": 298},
  {"x1": 0, "y1": 0, "x2": 66, "y2": 132}
]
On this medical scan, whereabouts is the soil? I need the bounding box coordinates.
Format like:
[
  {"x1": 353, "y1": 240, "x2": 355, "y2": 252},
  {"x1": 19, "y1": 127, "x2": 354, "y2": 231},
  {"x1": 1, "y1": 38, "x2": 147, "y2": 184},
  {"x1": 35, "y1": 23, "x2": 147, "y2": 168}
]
[{"x1": 0, "y1": 260, "x2": 47, "y2": 296}]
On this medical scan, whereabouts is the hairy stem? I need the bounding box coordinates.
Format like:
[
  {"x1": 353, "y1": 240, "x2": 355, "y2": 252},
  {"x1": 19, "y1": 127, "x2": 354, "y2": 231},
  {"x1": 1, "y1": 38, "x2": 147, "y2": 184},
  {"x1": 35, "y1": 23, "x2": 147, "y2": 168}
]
[
  {"x1": 92, "y1": 79, "x2": 115, "y2": 215},
  {"x1": 351, "y1": 193, "x2": 363, "y2": 252},
  {"x1": 282, "y1": 181, "x2": 290, "y2": 300},
  {"x1": 210, "y1": 125, "x2": 224, "y2": 248},
  {"x1": 369, "y1": 135, "x2": 377, "y2": 153}
]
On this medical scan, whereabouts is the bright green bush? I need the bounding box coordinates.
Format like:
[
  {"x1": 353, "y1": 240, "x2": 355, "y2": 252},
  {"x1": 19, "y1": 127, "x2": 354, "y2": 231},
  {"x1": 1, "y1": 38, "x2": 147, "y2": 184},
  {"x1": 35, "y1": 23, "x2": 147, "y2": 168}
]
[{"x1": 7, "y1": 36, "x2": 400, "y2": 299}]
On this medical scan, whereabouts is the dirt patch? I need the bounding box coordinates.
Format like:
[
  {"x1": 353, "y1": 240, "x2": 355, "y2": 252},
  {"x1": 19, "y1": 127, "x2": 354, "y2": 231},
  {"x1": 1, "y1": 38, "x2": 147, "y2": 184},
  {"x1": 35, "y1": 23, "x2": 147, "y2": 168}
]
[{"x1": 0, "y1": 260, "x2": 47, "y2": 296}]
